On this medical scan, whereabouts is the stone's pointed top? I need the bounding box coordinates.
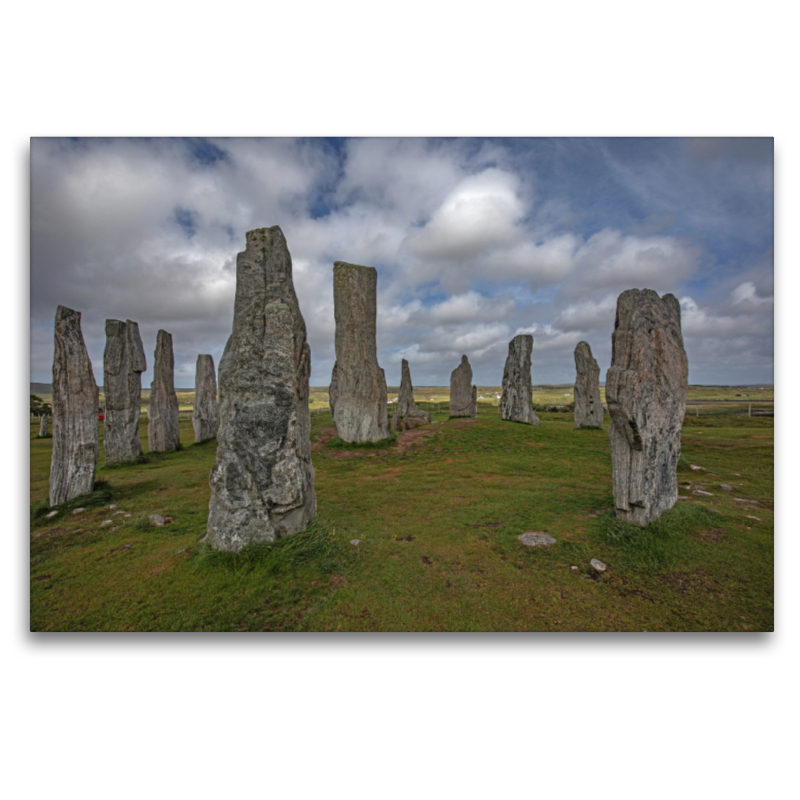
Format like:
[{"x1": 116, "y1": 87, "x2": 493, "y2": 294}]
[
  {"x1": 461, "y1": 354, "x2": 469, "y2": 364},
  {"x1": 402, "y1": 358, "x2": 409, "y2": 368},
  {"x1": 56, "y1": 305, "x2": 80, "y2": 323}
]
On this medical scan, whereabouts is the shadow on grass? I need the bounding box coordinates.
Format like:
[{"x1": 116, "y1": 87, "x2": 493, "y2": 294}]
[
  {"x1": 31, "y1": 480, "x2": 118, "y2": 527},
  {"x1": 326, "y1": 435, "x2": 396, "y2": 450}
]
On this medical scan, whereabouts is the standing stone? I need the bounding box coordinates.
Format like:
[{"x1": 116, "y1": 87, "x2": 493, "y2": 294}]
[
  {"x1": 49, "y1": 305, "x2": 99, "y2": 506},
  {"x1": 329, "y1": 362, "x2": 339, "y2": 422},
  {"x1": 103, "y1": 319, "x2": 147, "y2": 462},
  {"x1": 147, "y1": 330, "x2": 180, "y2": 452},
  {"x1": 607, "y1": 289, "x2": 688, "y2": 526},
  {"x1": 330, "y1": 261, "x2": 389, "y2": 442},
  {"x1": 396, "y1": 359, "x2": 417, "y2": 417},
  {"x1": 39, "y1": 415, "x2": 49, "y2": 437},
  {"x1": 206, "y1": 226, "x2": 316, "y2": 551},
  {"x1": 192, "y1": 354, "x2": 219, "y2": 443},
  {"x1": 500, "y1": 335, "x2": 539, "y2": 425},
  {"x1": 450, "y1": 355, "x2": 477, "y2": 418},
  {"x1": 574, "y1": 341, "x2": 603, "y2": 429}
]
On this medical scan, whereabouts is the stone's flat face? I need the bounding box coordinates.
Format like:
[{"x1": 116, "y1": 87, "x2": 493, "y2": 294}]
[
  {"x1": 518, "y1": 532, "x2": 556, "y2": 546},
  {"x1": 49, "y1": 305, "x2": 99, "y2": 506},
  {"x1": 206, "y1": 226, "x2": 316, "y2": 551},
  {"x1": 331, "y1": 261, "x2": 389, "y2": 442},
  {"x1": 147, "y1": 330, "x2": 181, "y2": 452},
  {"x1": 192, "y1": 354, "x2": 219, "y2": 443},
  {"x1": 103, "y1": 319, "x2": 146, "y2": 463},
  {"x1": 328, "y1": 361, "x2": 339, "y2": 422},
  {"x1": 500, "y1": 335, "x2": 539, "y2": 425},
  {"x1": 450, "y1": 355, "x2": 477, "y2": 418},
  {"x1": 574, "y1": 341, "x2": 604, "y2": 429},
  {"x1": 397, "y1": 359, "x2": 417, "y2": 417},
  {"x1": 39, "y1": 415, "x2": 49, "y2": 436},
  {"x1": 607, "y1": 289, "x2": 688, "y2": 526}
]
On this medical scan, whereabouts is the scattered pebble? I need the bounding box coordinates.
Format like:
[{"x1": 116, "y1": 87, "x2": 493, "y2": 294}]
[
  {"x1": 114, "y1": 510, "x2": 125, "y2": 515},
  {"x1": 690, "y1": 465, "x2": 704, "y2": 471},
  {"x1": 45, "y1": 510, "x2": 58, "y2": 519},
  {"x1": 107, "y1": 504, "x2": 118, "y2": 510},
  {"x1": 719, "y1": 484, "x2": 732, "y2": 491},
  {"x1": 72, "y1": 507, "x2": 85, "y2": 515},
  {"x1": 570, "y1": 565, "x2": 579, "y2": 572},
  {"x1": 678, "y1": 495, "x2": 689, "y2": 500},
  {"x1": 349, "y1": 539, "x2": 362, "y2": 546},
  {"x1": 745, "y1": 515, "x2": 761, "y2": 521},
  {"x1": 733, "y1": 498, "x2": 758, "y2": 504},
  {"x1": 124, "y1": 514, "x2": 132, "y2": 518},
  {"x1": 177, "y1": 548, "x2": 188, "y2": 554},
  {"x1": 100, "y1": 520, "x2": 113, "y2": 527},
  {"x1": 518, "y1": 531, "x2": 556, "y2": 547},
  {"x1": 590, "y1": 558, "x2": 606, "y2": 572},
  {"x1": 693, "y1": 489, "x2": 714, "y2": 497},
  {"x1": 149, "y1": 514, "x2": 174, "y2": 526},
  {"x1": 731, "y1": 473, "x2": 741, "y2": 477}
]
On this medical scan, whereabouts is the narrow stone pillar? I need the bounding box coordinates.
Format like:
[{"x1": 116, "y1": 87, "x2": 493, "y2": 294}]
[
  {"x1": 330, "y1": 261, "x2": 389, "y2": 442},
  {"x1": 39, "y1": 415, "x2": 49, "y2": 437},
  {"x1": 147, "y1": 330, "x2": 180, "y2": 452},
  {"x1": 450, "y1": 355, "x2": 477, "y2": 418},
  {"x1": 206, "y1": 226, "x2": 316, "y2": 551},
  {"x1": 49, "y1": 305, "x2": 99, "y2": 506},
  {"x1": 500, "y1": 335, "x2": 539, "y2": 425},
  {"x1": 573, "y1": 341, "x2": 603, "y2": 429},
  {"x1": 607, "y1": 289, "x2": 688, "y2": 525},
  {"x1": 192, "y1": 354, "x2": 219, "y2": 443},
  {"x1": 103, "y1": 319, "x2": 146, "y2": 462},
  {"x1": 396, "y1": 359, "x2": 417, "y2": 417}
]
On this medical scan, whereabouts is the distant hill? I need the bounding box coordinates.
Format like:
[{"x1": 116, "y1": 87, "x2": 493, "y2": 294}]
[{"x1": 31, "y1": 383, "x2": 52, "y2": 395}]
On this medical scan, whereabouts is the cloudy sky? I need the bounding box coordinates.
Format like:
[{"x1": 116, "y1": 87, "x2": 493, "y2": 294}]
[{"x1": 30, "y1": 137, "x2": 773, "y2": 388}]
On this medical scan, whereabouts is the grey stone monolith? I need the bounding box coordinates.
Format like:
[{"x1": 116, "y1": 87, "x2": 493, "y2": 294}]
[
  {"x1": 450, "y1": 355, "x2": 477, "y2": 418},
  {"x1": 147, "y1": 330, "x2": 180, "y2": 452},
  {"x1": 205, "y1": 226, "x2": 316, "y2": 551},
  {"x1": 103, "y1": 319, "x2": 146, "y2": 462},
  {"x1": 607, "y1": 289, "x2": 688, "y2": 526},
  {"x1": 49, "y1": 305, "x2": 99, "y2": 506},
  {"x1": 329, "y1": 362, "x2": 339, "y2": 421},
  {"x1": 574, "y1": 341, "x2": 603, "y2": 429},
  {"x1": 330, "y1": 261, "x2": 389, "y2": 442},
  {"x1": 39, "y1": 415, "x2": 49, "y2": 437},
  {"x1": 192, "y1": 354, "x2": 219, "y2": 443},
  {"x1": 500, "y1": 335, "x2": 539, "y2": 425},
  {"x1": 396, "y1": 359, "x2": 417, "y2": 417}
]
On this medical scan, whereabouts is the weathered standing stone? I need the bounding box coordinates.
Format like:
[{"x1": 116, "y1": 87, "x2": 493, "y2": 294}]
[
  {"x1": 103, "y1": 319, "x2": 147, "y2": 462},
  {"x1": 205, "y1": 226, "x2": 316, "y2": 551},
  {"x1": 396, "y1": 359, "x2": 417, "y2": 417},
  {"x1": 328, "y1": 362, "x2": 339, "y2": 421},
  {"x1": 500, "y1": 335, "x2": 539, "y2": 425},
  {"x1": 607, "y1": 289, "x2": 688, "y2": 526},
  {"x1": 49, "y1": 305, "x2": 99, "y2": 506},
  {"x1": 573, "y1": 341, "x2": 603, "y2": 429},
  {"x1": 330, "y1": 261, "x2": 389, "y2": 442},
  {"x1": 192, "y1": 354, "x2": 219, "y2": 443},
  {"x1": 39, "y1": 415, "x2": 49, "y2": 437},
  {"x1": 449, "y1": 355, "x2": 477, "y2": 418},
  {"x1": 147, "y1": 330, "x2": 180, "y2": 452}
]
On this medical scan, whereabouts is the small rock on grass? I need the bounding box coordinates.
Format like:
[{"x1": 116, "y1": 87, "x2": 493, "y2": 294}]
[
  {"x1": 100, "y1": 520, "x2": 113, "y2": 527},
  {"x1": 518, "y1": 532, "x2": 556, "y2": 547},
  {"x1": 590, "y1": 558, "x2": 606, "y2": 572},
  {"x1": 349, "y1": 539, "x2": 362, "y2": 546},
  {"x1": 690, "y1": 465, "x2": 704, "y2": 471},
  {"x1": 72, "y1": 507, "x2": 85, "y2": 515},
  {"x1": 149, "y1": 514, "x2": 174, "y2": 526},
  {"x1": 114, "y1": 510, "x2": 125, "y2": 515},
  {"x1": 107, "y1": 504, "x2": 118, "y2": 510},
  {"x1": 570, "y1": 565, "x2": 579, "y2": 572},
  {"x1": 745, "y1": 515, "x2": 761, "y2": 521},
  {"x1": 719, "y1": 484, "x2": 732, "y2": 491},
  {"x1": 693, "y1": 489, "x2": 714, "y2": 497},
  {"x1": 45, "y1": 510, "x2": 58, "y2": 519}
]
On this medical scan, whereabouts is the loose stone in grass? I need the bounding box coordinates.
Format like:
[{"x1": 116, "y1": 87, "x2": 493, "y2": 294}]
[
  {"x1": 719, "y1": 484, "x2": 732, "y2": 491},
  {"x1": 72, "y1": 507, "x2": 85, "y2": 515},
  {"x1": 103, "y1": 318, "x2": 147, "y2": 463},
  {"x1": 745, "y1": 515, "x2": 761, "y2": 521},
  {"x1": 148, "y1": 330, "x2": 181, "y2": 453},
  {"x1": 206, "y1": 227, "x2": 317, "y2": 551},
  {"x1": 518, "y1": 531, "x2": 556, "y2": 546},
  {"x1": 590, "y1": 558, "x2": 607, "y2": 572},
  {"x1": 100, "y1": 520, "x2": 113, "y2": 527},
  {"x1": 330, "y1": 261, "x2": 389, "y2": 443},
  {"x1": 107, "y1": 504, "x2": 118, "y2": 510},
  {"x1": 450, "y1": 355, "x2": 477, "y2": 418},
  {"x1": 690, "y1": 464, "x2": 704, "y2": 471},
  {"x1": 149, "y1": 514, "x2": 173, "y2": 526},
  {"x1": 607, "y1": 289, "x2": 688, "y2": 526},
  {"x1": 573, "y1": 341, "x2": 603, "y2": 428},
  {"x1": 350, "y1": 539, "x2": 362, "y2": 546},
  {"x1": 693, "y1": 489, "x2": 714, "y2": 497},
  {"x1": 45, "y1": 510, "x2": 58, "y2": 519},
  {"x1": 193, "y1": 354, "x2": 219, "y2": 443},
  {"x1": 501, "y1": 335, "x2": 539, "y2": 425},
  {"x1": 49, "y1": 305, "x2": 99, "y2": 507}
]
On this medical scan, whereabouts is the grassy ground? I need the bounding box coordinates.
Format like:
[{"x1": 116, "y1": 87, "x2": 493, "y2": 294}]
[{"x1": 29, "y1": 400, "x2": 773, "y2": 632}]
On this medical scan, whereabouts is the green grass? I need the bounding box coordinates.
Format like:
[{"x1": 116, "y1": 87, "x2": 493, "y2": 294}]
[{"x1": 29, "y1": 405, "x2": 773, "y2": 632}]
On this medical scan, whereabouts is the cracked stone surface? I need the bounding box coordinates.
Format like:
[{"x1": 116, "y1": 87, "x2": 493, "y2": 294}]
[
  {"x1": 607, "y1": 289, "x2": 688, "y2": 526},
  {"x1": 192, "y1": 354, "x2": 219, "y2": 443},
  {"x1": 396, "y1": 359, "x2": 417, "y2": 417},
  {"x1": 450, "y1": 355, "x2": 477, "y2": 418},
  {"x1": 148, "y1": 330, "x2": 180, "y2": 453},
  {"x1": 49, "y1": 305, "x2": 99, "y2": 506},
  {"x1": 573, "y1": 341, "x2": 604, "y2": 428},
  {"x1": 501, "y1": 335, "x2": 539, "y2": 425},
  {"x1": 206, "y1": 227, "x2": 316, "y2": 551}
]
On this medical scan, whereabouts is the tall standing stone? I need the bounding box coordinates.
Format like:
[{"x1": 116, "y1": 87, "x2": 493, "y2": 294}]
[
  {"x1": 450, "y1": 355, "x2": 478, "y2": 418},
  {"x1": 49, "y1": 305, "x2": 99, "y2": 506},
  {"x1": 500, "y1": 335, "x2": 539, "y2": 425},
  {"x1": 330, "y1": 261, "x2": 389, "y2": 442},
  {"x1": 607, "y1": 289, "x2": 688, "y2": 526},
  {"x1": 39, "y1": 415, "x2": 49, "y2": 437},
  {"x1": 206, "y1": 226, "x2": 316, "y2": 551},
  {"x1": 147, "y1": 330, "x2": 180, "y2": 452},
  {"x1": 396, "y1": 359, "x2": 417, "y2": 417},
  {"x1": 328, "y1": 362, "x2": 339, "y2": 422},
  {"x1": 103, "y1": 319, "x2": 146, "y2": 462},
  {"x1": 574, "y1": 341, "x2": 603, "y2": 429},
  {"x1": 192, "y1": 354, "x2": 219, "y2": 443}
]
